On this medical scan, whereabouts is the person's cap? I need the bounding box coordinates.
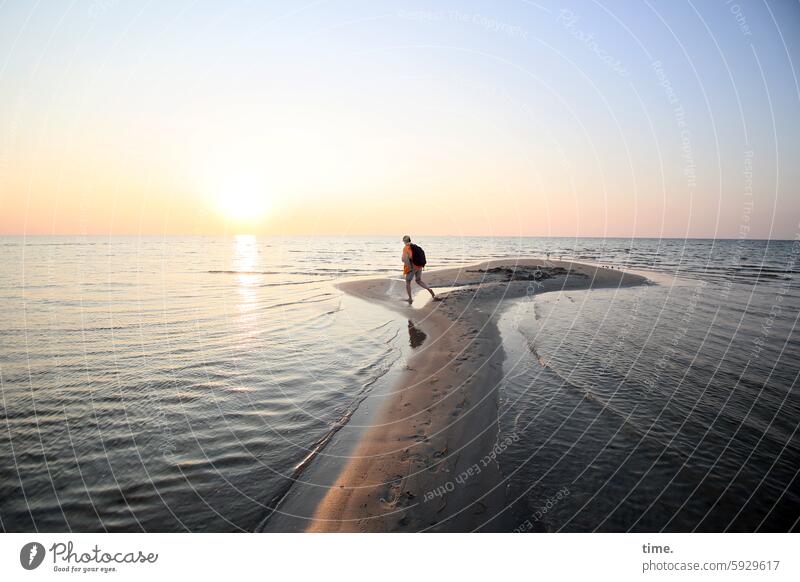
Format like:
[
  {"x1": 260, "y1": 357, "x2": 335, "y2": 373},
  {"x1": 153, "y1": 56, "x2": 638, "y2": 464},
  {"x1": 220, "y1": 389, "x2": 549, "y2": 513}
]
[{"x1": 402, "y1": 235, "x2": 411, "y2": 243}]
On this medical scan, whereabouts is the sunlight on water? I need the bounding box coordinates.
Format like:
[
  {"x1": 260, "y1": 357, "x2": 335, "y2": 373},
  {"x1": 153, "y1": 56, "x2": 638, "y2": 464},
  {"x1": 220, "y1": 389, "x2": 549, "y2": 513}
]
[
  {"x1": 234, "y1": 235, "x2": 259, "y2": 318},
  {"x1": 0, "y1": 236, "x2": 797, "y2": 532}
]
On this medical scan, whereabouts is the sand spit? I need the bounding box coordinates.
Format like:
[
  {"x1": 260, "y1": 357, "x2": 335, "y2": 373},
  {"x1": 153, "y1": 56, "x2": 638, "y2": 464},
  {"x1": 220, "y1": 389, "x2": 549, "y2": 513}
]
[{"x1": 298, "y1": 259, "x2": 647, "y2": 532}]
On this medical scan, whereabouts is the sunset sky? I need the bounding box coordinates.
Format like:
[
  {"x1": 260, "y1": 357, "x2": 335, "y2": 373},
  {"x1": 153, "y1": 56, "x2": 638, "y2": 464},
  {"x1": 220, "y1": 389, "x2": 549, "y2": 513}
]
[{"x1": 1, "y1": 0, "x2": 798, "y2": 238}]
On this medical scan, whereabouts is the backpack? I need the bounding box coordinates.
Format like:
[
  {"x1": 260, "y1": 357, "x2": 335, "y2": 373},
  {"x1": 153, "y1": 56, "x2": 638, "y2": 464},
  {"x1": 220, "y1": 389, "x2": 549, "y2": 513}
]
[{"x1": 410, "y1": 243, "x2": 427, "y2": 267}]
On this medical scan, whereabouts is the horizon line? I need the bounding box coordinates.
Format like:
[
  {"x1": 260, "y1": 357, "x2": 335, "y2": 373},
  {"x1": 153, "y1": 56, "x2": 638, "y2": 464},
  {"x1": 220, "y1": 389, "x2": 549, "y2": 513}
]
[{"x1": 0, "y1": 233, "x2": 795, "y2": 242}]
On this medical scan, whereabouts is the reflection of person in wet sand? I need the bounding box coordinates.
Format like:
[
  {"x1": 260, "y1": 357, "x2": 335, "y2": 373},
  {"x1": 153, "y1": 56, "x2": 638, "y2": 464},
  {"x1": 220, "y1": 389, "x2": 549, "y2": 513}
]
[
  {"x1": 407, "y1": 320, "x2": 427, "y2": 348},
  {"x1": 401, "y1": 235, "x2": 437, "y2": 304}
]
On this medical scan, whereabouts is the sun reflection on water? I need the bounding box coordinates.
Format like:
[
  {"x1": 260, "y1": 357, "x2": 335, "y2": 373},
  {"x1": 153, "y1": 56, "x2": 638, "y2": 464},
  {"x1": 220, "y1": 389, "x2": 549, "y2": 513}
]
[{"x1": 233, "y1": 234, "x2": 259, "y2": 315}]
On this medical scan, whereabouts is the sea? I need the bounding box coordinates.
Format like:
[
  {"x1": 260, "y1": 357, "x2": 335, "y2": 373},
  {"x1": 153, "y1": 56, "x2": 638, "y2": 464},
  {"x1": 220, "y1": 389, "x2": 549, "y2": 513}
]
[{"x1": 1, "y1": 236, "x2": 798, "y2": 532}]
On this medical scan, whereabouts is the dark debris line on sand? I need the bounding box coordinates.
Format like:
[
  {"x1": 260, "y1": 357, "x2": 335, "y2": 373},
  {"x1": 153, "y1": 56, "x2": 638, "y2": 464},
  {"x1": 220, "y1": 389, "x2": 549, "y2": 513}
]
[{"x1": 466, "y1": 265, "x2": 584, "y2": 282}]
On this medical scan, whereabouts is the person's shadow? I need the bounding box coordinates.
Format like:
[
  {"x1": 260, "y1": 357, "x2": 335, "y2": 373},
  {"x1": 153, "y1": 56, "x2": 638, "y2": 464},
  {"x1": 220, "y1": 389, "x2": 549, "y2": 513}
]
[{"x1": 407, "y1": 320, "x2": 427, "y2": 349}]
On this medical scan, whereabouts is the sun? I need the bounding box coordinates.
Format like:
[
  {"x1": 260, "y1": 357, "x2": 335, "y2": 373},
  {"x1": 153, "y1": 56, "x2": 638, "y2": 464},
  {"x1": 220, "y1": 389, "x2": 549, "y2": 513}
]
[{"x1": 217, "y1": 176, "x2": 270, "y2": 223}]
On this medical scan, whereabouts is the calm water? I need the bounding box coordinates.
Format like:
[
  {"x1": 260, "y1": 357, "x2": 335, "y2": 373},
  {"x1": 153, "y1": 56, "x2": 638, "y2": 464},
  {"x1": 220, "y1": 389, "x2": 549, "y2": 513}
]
[{"x1": 1, "y1": 236, "x2": 798, "y2": 531}]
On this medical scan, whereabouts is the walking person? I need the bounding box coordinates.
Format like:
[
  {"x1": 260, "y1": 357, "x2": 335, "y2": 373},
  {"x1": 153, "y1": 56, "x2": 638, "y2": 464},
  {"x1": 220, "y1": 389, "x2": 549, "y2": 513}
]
[{"x1": 401, "y1": 235, "x2": 437, "y2": 304}]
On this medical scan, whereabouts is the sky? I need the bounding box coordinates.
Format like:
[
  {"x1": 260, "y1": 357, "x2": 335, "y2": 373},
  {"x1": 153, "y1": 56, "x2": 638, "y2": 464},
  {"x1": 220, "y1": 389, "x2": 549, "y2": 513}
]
[{"x1": 0, "y1": 0, "x2": 799, "y2": 238}]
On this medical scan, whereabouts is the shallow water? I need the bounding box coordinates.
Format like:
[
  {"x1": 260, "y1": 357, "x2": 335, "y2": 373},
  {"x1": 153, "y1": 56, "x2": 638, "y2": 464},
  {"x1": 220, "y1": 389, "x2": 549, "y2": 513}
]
[
  {"x1": 1, "y1": 236, "x2": 798, "y2": 531},
  {"x1": 497, "y1": 270, "x2": 800, "y2": 532}
]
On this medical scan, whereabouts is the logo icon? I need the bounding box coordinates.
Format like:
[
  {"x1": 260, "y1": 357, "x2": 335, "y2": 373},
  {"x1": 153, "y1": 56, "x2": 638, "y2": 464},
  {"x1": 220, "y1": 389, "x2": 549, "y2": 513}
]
[{"x1": 20, "y1": 542, "x2": 46, "y2": 570}]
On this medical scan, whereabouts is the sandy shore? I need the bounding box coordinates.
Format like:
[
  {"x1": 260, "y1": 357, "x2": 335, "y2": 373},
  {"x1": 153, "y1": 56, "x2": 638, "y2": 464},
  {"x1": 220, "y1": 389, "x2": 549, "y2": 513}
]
[{"x1": 301, "y1": 259, "x2": 648, "y2": 532}]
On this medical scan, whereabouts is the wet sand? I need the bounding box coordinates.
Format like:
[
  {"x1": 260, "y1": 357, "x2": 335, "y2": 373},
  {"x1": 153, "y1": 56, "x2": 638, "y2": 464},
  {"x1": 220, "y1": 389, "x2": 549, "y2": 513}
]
[{"x1": 300, "y1": 259, "x2": 648, "y2": 532}]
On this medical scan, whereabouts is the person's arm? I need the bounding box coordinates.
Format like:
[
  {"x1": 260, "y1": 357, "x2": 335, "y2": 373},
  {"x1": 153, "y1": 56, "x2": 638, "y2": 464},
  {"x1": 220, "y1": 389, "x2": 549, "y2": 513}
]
[{"x1": 402, "y1": 248, "x2": 413, "y2": 270}]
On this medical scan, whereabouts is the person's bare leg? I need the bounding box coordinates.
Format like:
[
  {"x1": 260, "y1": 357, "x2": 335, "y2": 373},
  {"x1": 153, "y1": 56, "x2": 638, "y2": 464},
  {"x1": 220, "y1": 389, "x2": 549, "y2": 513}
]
[
  {"x1": 405, "y1": 278, "x2": 413, "y2": 303},
  {"x1": 416, "y1": 275, "x2": 436, "y2": 299}
]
